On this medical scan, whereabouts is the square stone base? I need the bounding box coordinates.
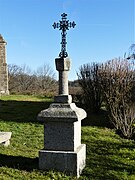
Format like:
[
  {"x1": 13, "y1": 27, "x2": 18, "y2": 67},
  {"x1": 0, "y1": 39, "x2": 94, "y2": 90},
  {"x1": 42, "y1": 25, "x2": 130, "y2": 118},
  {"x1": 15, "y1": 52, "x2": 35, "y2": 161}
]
[{"x1": 39, "y1": 144, "x2": 86, "y2": 178}]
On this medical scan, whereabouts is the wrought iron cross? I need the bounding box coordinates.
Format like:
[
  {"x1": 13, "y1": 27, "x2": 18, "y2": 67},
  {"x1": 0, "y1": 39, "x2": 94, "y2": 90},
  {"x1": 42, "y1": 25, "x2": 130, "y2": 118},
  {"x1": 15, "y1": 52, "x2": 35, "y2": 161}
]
[{"x1": 53, "y1": 13, "x2": 76, "y2": 58}]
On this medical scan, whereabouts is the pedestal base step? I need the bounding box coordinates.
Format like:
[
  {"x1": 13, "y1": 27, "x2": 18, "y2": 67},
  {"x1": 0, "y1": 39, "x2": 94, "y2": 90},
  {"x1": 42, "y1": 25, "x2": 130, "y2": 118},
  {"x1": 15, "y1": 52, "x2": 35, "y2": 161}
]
[
  {"x1": 0, "y1": 132, "x2": 12, "y2": 146},
  {"x1": 39, "y1": 144, "x2": 86, "y2": 178}
]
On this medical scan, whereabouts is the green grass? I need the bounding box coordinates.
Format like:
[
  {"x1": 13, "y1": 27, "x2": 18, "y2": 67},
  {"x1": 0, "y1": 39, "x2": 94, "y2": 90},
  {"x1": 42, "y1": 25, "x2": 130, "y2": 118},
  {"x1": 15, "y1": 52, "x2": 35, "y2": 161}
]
[
  {"x1": 0, "y1": 95, "x2": 135, "y2": 180},
  {"x1": 0, "y1": 95, "x2": 52, "y2": 102}
]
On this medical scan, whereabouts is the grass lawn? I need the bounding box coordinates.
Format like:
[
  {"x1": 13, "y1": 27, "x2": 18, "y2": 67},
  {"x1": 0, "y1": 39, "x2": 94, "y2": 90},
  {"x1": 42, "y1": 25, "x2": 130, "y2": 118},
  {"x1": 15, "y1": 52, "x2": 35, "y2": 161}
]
[{"x1": 0, "y1": 95, "x2": 135, "y2": 180}]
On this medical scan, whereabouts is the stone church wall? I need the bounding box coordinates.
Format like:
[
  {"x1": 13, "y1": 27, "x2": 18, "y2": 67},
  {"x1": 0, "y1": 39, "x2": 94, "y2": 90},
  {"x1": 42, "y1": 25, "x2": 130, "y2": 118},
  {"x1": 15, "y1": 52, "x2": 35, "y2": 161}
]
[{"x1": 0, "y1": 34, "x2": 9, "y2": 95}]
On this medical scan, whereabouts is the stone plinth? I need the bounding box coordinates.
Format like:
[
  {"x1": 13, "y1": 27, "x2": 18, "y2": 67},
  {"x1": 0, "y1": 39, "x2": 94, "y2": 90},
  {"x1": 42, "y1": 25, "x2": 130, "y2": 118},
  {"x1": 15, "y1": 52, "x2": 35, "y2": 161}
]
[
  {"x1": 38, "y1": 55, "x2": 87, "y2": 177},
  {"x1": 38, "y1": 102, "x2": 87, "y2": 177},
  {"x1": 0, "y1": 132, "x2": 12, "y2": 146},
  {"x1": 39, "y1": 144, "x2": 86, "y2": 177}
]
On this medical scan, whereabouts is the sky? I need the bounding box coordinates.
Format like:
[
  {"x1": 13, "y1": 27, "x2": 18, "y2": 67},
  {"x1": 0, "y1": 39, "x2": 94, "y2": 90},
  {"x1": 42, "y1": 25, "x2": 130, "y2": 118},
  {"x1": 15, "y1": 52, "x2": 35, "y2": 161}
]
[{"x1": 0, "y1": 0, "x2": 134, "y2": 80}]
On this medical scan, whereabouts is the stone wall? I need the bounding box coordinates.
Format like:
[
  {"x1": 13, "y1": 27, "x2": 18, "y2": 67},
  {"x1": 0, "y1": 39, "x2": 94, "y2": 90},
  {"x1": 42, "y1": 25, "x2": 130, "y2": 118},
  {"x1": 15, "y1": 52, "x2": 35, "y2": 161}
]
[{"x1": 0, "y1": 34, "x2": 9, "y2": 95}]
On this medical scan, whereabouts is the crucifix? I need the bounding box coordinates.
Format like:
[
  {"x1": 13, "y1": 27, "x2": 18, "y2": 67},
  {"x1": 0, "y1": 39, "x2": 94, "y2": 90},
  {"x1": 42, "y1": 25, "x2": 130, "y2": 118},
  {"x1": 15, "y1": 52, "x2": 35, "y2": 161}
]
[
  {"x1": 53, "y1": 13, "x2": 76, "y2": 98},
  {"x1": 53, "y1": 13, "x2": 76, "y2": 58},
  {"x1": 38, "y1": 13, "x2": 86, "y2": 177}
]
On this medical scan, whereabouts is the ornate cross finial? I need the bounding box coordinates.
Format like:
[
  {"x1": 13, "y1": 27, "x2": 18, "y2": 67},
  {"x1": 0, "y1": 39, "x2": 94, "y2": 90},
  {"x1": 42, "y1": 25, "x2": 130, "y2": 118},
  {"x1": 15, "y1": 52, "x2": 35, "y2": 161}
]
[{"x1": 53, "y1": 13, "x2": 76, "y2": 58}]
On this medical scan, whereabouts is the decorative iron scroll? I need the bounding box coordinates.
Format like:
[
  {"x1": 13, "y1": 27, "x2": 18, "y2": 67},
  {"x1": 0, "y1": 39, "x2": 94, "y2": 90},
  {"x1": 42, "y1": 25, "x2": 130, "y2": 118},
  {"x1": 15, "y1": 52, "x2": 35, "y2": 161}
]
[{"x1": 53, "y1": 13, "x2": 76, "y2": 58}]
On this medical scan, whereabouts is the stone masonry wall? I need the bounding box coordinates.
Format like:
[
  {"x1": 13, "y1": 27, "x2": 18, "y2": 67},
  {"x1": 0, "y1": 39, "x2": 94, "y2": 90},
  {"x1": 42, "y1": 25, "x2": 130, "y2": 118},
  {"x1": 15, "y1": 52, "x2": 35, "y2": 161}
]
[{"x1": 0, "y1": 34, "x2": 9, "y2": 95}]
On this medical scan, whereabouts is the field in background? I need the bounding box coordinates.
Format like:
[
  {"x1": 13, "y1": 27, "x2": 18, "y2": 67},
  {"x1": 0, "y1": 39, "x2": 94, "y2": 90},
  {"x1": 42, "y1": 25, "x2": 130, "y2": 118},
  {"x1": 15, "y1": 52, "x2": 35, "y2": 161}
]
[{"x1": 0, "y1": 95, "x2": 135, "y2": 180}]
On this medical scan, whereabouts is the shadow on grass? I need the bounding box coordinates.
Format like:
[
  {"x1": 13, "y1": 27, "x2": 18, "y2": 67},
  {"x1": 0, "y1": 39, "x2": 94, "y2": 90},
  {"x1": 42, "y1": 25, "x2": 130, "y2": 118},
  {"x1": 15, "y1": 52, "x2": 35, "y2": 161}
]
[
  {"x1": 0, "y1": 100, "x2": 51, "y2": 123},
  {"x1": 82, "y1": 135, "x2": 135, "y2": 179},
  {"x1": 82, "y1": 109, "x2": 113, "y2": 128},
  {"x1": 0, "y1": 154, "x2": 38, "y2": 171},
  {"x1": 0, "y1": 99, "x2": 112, "y2": 128}
]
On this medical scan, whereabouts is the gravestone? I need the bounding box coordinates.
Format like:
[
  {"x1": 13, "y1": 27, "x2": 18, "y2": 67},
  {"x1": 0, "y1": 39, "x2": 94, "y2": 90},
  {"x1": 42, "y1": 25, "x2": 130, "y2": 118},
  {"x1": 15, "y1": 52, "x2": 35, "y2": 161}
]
[
  {"x1": 38, "y1": 13, "x2": 87, "y2": 177},
  {"x1": 0, "y1": 34, "x2": 9, "y2": 95}
]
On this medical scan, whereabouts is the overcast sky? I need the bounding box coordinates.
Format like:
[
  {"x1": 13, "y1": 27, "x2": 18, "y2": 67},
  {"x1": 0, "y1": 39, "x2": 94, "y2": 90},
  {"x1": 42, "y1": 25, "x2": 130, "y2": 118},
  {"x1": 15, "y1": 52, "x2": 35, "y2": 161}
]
[{"x1": 0, "y1": 0, "x2": 134, "y2": 80}]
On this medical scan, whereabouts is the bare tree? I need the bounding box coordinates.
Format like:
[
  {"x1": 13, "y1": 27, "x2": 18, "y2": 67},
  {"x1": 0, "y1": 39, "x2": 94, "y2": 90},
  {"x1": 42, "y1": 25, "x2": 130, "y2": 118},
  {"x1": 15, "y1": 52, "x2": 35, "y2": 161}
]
[
  {"x1": 8, "y1": 64, "x2": 22, "y2": 92},
  {"x1": 17, "y1": 64, "x2": 35, "y2": 92},
  {"x1": 77, "y1": 63, "x2": 103, "y2": 113},
  {"x1": 127, "y1": 44, "x2": 135, "y2": 60},
  {"x1": 100, "y1": 58, "x2": 135, "y2": 138},
  {"x1": 34, "y1": 64, "x2": 57, "y2": 96},
  {"x1": 8, "y1": 64, "x2": 36, "y2": 93},
  {"x1": 8, "y1": 63, "x2": 57, "y2": 96}
]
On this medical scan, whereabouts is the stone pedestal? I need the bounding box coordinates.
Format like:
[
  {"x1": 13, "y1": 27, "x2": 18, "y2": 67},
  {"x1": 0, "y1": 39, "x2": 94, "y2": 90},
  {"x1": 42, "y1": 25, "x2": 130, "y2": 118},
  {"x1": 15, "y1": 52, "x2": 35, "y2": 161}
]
[
  {"x1": 38, "y1": 102, "x2": 87, "y2": 177},
  {"x1": 38, "y1": 57, "x2": 87, "y2": 177},
  {"x1": 39, "y1": 144, "x2": 86, "y2": 177}
]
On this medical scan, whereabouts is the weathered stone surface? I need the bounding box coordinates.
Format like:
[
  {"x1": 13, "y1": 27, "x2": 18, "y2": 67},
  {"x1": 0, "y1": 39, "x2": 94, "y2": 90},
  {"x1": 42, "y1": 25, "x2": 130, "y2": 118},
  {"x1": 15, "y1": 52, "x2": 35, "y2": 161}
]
[
  {"x1": 38, "y1": 55, "x2": 87, "y2": 177},
  {"x1": 38, "y1": 102, "x2": 87, "y2": 177},
  {"x1": 39, "y1": 144, "x2": 86, "y2": 178},
  {"x1": 55, "y1": 57, "x2": 71, "y2": 71},
  {"x1": 38, "y1": 103, "x2": 87, "y2": 122},
  {"x1": 54, "y1": 95, "x2": 72, "y2": 103},
  {"x1": 43, "y1": 120, "x2": 81, "y2": 151},
  {"x1": 0, "y1": 34, "x2": 9, "y2": 95},
  {"x1": 0, "y1": 132, "x2": 12, "y2": 146},
  {"x1": 55, "y1": 57, "x2": 71, "y2": 95},
  {"x1": 38, "y1": 103, "x2": 86, "y2": 151}
]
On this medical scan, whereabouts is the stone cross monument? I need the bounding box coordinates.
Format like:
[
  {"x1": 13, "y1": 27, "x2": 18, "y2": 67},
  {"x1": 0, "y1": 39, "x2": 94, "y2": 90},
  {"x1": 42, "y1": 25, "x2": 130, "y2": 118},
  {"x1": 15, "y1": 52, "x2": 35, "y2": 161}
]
[
  {"x1": 0, "y1": 34, "x2": 9, "y2": 95},
  {"x1": 38, "y1": 13, "x2": 87, "y2": 178}
]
